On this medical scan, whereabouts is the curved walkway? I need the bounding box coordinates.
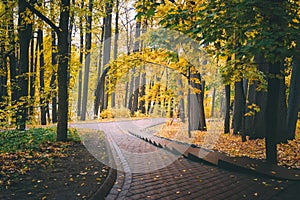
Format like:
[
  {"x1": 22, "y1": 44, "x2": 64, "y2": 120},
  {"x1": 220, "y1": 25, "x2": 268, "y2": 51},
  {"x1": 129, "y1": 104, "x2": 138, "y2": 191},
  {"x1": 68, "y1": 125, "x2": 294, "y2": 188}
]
[{"x1": 71, "y1": 119, "x2": 300, "y2": 200}]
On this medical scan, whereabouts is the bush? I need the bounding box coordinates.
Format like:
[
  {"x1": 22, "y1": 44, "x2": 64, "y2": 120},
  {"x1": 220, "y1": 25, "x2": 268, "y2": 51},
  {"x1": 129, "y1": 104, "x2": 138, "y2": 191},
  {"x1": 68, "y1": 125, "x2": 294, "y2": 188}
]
[
  {"x1": 100, "y1": 108, "x2": 131, "y2": 119},
  {"x1": 100, "y1": 109, "x2": 114, "y2": 119}
]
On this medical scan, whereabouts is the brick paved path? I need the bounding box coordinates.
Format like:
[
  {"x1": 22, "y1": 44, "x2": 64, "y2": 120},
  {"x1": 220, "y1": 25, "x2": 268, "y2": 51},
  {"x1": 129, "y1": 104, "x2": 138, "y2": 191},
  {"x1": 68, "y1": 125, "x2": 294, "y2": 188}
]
[{"x1": 72, "y1": 119, "x2": 300, "y2": 200}]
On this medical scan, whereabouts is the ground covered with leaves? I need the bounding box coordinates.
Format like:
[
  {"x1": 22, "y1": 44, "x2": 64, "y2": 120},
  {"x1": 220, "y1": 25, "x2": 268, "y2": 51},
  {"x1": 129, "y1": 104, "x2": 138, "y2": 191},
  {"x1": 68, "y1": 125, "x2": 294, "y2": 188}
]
[
  {"x1": 155, "y1": 120, "x2": 300, "y2": 169},
  {"x1": 0, "y1": 128, "x2": 109, "y2": 200}
]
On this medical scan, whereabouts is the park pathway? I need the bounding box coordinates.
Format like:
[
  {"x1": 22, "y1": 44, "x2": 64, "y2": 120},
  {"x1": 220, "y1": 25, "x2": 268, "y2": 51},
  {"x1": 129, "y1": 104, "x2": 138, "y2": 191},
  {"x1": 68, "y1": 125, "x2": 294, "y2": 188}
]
[{"x1": 71, "y1": 119, "x2": 300, "y2": 200}]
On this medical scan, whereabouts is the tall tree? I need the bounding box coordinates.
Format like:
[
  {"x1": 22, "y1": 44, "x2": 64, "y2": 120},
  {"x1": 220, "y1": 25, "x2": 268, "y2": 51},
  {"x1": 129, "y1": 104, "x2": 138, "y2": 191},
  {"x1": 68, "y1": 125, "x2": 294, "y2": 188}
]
[
  {"x1": 81, "y1": 0, "x2": 93, "y2": 121},
  {"x1": 139, "y1": 21, "x2": 148, "y2": 114},
  {"x1": 102, "y1": 1, "x2": 113, "y2": 110},
  {"x1": 178, "y1": 77, "x2": 185, "y2": 122},
  {"x1": 56, "y1": 0, "x2": 71, "y2": 141},
  {"x1": 38, "y1": 28, "x2": 47, "y2": 125},
  {"x1": 23, "y1": 0, "x2": 71, "y2": 139},
  {"x1": 49, "y1": 1, "x2": 57, "y2": 123},
  {"x1": 286, "y1": 51, "x2": 300, "y2": 140},
  {"x1": 17, "y1": 0, "x2": 33, "y2": 130},
  {"x1": 50, "y1": 29, "x2": 58, "y2": 123},
  {"x1": 190, "y1": 71, "x2": 206, "y2": 131},
  {"x1": 111, "y1": 0, "x2": 119, "y2": 108},
  {"x1": 233, "y1": 81, "x2": 245, "y2": 135},
  {"x1": 77, "y1": 0, "x2": 84, "y2": 117},
  {"x1": 94, "y1": 1, "x2": 112, "y2": 116},
  {"x1": 224, "y1": 84, "x2": 230, "y2": 133},
  {"x1": 131, "y1": 22, "x2": 141, "y2": 115}
]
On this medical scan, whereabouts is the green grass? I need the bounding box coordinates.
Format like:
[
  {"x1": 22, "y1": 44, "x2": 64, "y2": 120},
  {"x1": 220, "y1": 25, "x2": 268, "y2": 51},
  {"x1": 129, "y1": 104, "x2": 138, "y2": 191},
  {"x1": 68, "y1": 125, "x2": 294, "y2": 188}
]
[{"x1": 0, "y1": 128, "x2": 80, "y2": 153}]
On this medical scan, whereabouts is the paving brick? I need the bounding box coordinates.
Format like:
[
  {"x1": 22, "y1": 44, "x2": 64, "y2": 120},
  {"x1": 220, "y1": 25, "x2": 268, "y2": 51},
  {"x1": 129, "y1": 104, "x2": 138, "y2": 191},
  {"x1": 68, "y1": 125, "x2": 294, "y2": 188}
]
[{"x1": 79, "y1": 121, "x2": 300, "y2": 200}]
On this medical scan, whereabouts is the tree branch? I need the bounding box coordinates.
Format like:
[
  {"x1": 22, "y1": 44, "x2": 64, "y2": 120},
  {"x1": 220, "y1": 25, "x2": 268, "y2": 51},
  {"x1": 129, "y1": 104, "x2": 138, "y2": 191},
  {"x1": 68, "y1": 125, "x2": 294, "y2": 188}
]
[{"x1": 21, "y1": 0, "x2": 60, "y2": 34}]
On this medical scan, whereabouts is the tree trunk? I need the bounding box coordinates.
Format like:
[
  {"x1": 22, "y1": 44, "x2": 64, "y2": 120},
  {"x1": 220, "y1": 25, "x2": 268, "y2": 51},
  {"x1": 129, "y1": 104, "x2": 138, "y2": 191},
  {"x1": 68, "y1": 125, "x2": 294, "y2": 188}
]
[
  {"x1": 80, "y1": 0, "x2": 93, "y2": 121},
  {"x1": 190, "y1": 71, "x2": 206, "y2": 130},
  {"x1": 233, "y1": 81, "x2": 245, "y2": 135},
  {"x1": 131, "y1": 72, "x2": 140, "y2": 116},
  {"x1": 0, "y1": 38, "x2": 7, "y2": 103},
  {"x1": 244, "y1": 82, "x2": 256, "y2": 137},
  {"x1": 128, "y1": 69, "x2": 135, "y2": 110},
  {"x1": 199, "y1": 80, "x2": 207, "y2": 130},
  {"x1": 266, "y1": 61, "x2": 281, "y2": 163},
  {"x1": 94, "y1": 68, "x2": 109, "y2": 117},
  {"x1": 249, "y1": 55, "x2": 269, "y2": 139},
  {"x1": 139, "y1": 68, "x2": 146, "y2": 114},
  {"x1": 139, "y1": 22, "x2": 147, "y2": 114},
  {"x1": 219, "y1": 97, "x2": 225, "y2": 117},
  {"x1": 130, "y1": 22, "x2": 141, "y2": 115},
  {"x1": 178, "y1": 78, "x2": 185, "y2": 122},
  {"x1": 17, "y1": 0, "x2": 33, "y2": 130},
  {"x1": 224, "y1": 84, "x2": 230, "y2": 133},
  {"x1": 102, "y1": 1, "x2": 112, "y2": 111},
  {"x1": 111, "y1": 0, "x2": 119, "y2": 108},
  {"x1": 67, "y1": 0, "x2": 75, "y2": 88},
  {"x1": 56, "y1": 0, "x2": 70, "y2": 141},
  {"x1": 38, "y1": 28, "x2": 47, "y2": 125},
  {"x1": 6, "y1": 1, "x2": 17, "y2": 108},
  {"x1": 124, "y1": 74, "x2": 129, "y2": 108},
  {"x1": 211, "y1": 87, "x2": 216, "y2": 117},
  {"x1": 286, "y1": 52, "x2": 300, "y2": 140},
  {"x1": 97, "y1": 17, "x2": 105, "y2": 80},
  {"x1": 77, "y1": 0, "x2": 84, "y2": 117},
  {"x1": 50, "y1": 4, "x2": 57, "y2": 123},
  {"x1": 265, "y1": 0, "x2": 286, "y2": 164},
  {"x1": 29, "y1": 35, "x2": 35, "y2": 116},
  {"x1": 276, "y1": 70, "x2": 287, "y2": 143},
  {"x1": 94, "y1": 1, "x2": 112, "y2": 117}
]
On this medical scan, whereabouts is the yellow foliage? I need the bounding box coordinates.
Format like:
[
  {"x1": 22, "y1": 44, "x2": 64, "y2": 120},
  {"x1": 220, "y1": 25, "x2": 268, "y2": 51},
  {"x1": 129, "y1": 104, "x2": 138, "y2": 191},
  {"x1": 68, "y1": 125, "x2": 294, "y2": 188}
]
[{"x1": 100, "y1": 109, "x2": 114, "y2": 119}]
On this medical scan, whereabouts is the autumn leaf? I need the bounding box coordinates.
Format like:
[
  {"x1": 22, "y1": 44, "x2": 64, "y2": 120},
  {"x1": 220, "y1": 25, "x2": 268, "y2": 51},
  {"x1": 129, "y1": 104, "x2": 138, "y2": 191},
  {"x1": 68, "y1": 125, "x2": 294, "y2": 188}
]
[{"x1": 156, "y1": 121, "x2": 300, "y2": 169}]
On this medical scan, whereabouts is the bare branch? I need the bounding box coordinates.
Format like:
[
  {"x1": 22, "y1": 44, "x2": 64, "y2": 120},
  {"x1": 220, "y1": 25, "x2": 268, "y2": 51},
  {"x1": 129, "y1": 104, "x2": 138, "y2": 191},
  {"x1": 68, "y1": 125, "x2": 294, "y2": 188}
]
[{"x1": 21, "y1": 0, "x2": 60, "y2": 34}]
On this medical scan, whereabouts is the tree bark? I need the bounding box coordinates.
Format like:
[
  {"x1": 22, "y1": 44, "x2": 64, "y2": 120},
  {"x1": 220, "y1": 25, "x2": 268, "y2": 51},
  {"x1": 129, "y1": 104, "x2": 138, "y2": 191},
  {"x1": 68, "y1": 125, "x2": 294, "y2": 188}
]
[
  {"x1": 244, "y1": 82, "x2": 256, "y2": 137},
  {"x1": 139, "y1": 68, "x2": 146, "y2": 113},
  {"x1": 102, "y1": 2, "x2": 112, "y2": 110},
  {"x1": 131, "y1": 22, "x2": 141, "y2": 115},
  {"x1": 190, "y1": 72, "x2": 206, "y2": 130},
  {"x1": 178, "y1": 78, "x2": 185, "y2": 122},
  {"x1": 286, "y1": 52, "x2": 300, "y2": 140},
  {"x1": 233, "y1": 81, "x2": 245, "y2": 135},
  {"x1": 29, "y1": 35, "x2": 35, "y2": 116},
  {"x1": 94, "y1": 68, "x2": 109, "y2": 117},
  {"x1": 77, "y1": 0, "x2": 84, "y2": 117},
  {"x1": 276, "y1": 70, "x2": 287, "y2": 143},
  {"x1": 50, "y1": 2, "x2": 57, "y2": 123},
  {"x1": 4, "y1": 1, "x2": 16, "y2": 107},
  {"x1": 128, "y1": 69, "x2": 135, "y2": 110},
  {"x1": 111, "y1": 0, "x2": 119, "y2": 108},
  {"x1": 38, "y1": 28, "x2": 47, "y2": 125},
  {"x1": 17, "y1": 0, "x2": 33, "y2": 130},
  {"x1": 211, "y1": 87, "x2": 216, "y2": 117},
  {"x1": 97, "y1": 17, "x2": 105, "y2": 80},
  {"x1": 224, "y1": 84, "x2": 230, "y2": 134},
  {"x1": 56, "y1": 0, "x2": 70, "y2": 141},
  {"x1": 139, "y1": 22, "x2": 147, "y2": 114},
  {"x1": 266, "y1": 61, "x2": 281, "y2": 163},
  {"x1": 124, "y1": 74, "x2": 129, "y2": 108},
  {"x1": 80, "y1": 0, "x2": 93, "y2": 121},
  {"x1": 249, "y1": 55, "x2": 269, "y2": 139}
]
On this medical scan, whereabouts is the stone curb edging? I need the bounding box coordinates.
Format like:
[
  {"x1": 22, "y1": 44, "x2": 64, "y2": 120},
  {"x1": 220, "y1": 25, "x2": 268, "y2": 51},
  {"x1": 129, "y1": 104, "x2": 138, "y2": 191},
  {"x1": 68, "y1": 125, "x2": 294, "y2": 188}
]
[
  {"x1": 104, "y1": 124, "x2": 133, "y2": 200},
  {"x1": 90, "y1": 133, "x2": 118, "y2": 200},
  {"x1": 128, "y1": 130, "x2": 300, "y2": 181},
  {"x1": 90, "y1": 166, "x2": 117, "y2": 200}
]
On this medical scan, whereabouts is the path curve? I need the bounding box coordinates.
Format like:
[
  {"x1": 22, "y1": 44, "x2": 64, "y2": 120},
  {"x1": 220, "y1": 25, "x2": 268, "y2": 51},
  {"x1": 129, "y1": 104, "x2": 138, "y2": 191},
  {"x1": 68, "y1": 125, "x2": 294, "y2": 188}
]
[{"x1": 71, "y1": 119, "x2": 299, "y2": 200}]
